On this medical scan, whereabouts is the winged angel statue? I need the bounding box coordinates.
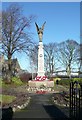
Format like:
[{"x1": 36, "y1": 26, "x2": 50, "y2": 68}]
[{"x1": 35, "y1": 22, "x2": 46, "y2": 42}]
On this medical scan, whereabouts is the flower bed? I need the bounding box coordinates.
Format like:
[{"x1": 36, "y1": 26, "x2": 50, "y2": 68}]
[
  {"x1": 36, "y1": 90, "x2": 47, "y2": 94},
  {"x1": 53, "y1": 91, "x2": 69, "y2": 107}
]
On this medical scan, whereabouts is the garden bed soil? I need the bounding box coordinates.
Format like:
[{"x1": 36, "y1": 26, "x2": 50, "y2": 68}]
[{"x1": 52, "y1": 91, "x2": 70, "y2": 117}]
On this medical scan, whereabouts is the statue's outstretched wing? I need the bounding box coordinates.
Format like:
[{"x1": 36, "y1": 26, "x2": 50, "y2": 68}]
[
  {"x1": 42, "y1": 21, "x2": 46, "y2": 31},
  {"x1": 35, "y1": 22, "x2": 39, "y2": 32}
]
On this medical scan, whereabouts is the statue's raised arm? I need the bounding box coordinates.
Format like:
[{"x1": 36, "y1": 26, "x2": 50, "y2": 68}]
[{"x1": 35, "y1": 22, "x2": 46, "y2": 42}]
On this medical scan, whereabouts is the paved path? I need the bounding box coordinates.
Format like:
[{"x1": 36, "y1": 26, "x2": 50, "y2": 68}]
[{"x1": 13, "y1": 93, "x2": 69, "y2": 120}]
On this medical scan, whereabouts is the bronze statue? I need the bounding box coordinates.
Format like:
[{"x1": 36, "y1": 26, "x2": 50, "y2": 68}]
[{"x1": 35, "y1": 22, "x2": 46, "y2": 42}]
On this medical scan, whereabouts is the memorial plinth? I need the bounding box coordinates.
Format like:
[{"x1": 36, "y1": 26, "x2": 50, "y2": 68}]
[
  {"x1": 28, "y1": 76, "x2": 54, "y2": 89},
  {"x1": 29, "y1": 80, "x2": 54, "y2": 88}
]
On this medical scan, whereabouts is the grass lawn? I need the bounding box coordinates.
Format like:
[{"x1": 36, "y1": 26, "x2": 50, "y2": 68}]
[
  {"x1": 0, "y1": 94, "x2": 16, "y2": 104},
  {"x1": 0, "y1": 79, "x2": 2, "y2": 87},
  {"x1": 0, "y1": 77, "x2": 25, "y2": 89}
]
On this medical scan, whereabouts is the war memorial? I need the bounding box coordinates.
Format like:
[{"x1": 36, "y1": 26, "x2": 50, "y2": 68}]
[{"x1": 28, "y1": 22, "x2": 54, "y2": 92}]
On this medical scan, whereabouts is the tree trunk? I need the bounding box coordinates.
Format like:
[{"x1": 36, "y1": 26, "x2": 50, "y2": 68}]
[
  {"x1": 66, "y1": 65, "x2": 71, "y2": 78},
  {"x1": 7, "y1": 55, "x2": 12, "y2": 83}
]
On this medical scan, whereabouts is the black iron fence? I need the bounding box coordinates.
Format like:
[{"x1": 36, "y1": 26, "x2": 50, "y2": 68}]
[{"x1": 70, "y1": 81, "x2": 82, "y2": 120}]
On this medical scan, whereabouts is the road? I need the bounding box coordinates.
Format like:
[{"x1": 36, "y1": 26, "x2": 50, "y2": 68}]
[{"x1": 13, "y1": 93, "x2": 69, "y2": 120}]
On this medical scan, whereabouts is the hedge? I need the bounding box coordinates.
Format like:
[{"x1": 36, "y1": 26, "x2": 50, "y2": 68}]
[
  {"x1": 58, "y1": 79, "x2": 72, "y2": 85},
  {"x1": 58, "y1": 78, "x2": 82, "y2": 86}
]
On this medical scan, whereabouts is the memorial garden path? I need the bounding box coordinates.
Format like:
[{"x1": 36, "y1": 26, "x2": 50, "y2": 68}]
[{"x1": 13, "y1": 93, "x2": 69, "y2": 120}]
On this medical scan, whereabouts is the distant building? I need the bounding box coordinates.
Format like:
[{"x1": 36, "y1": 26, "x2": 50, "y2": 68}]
[{"x1": 0, "y1": 55, "x2": 22, "y2": 77}]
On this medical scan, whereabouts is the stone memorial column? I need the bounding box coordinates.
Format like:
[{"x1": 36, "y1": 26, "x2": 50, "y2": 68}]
[
  {"x1": 35, "y1": 22, "x2": 46, "y2": 77},
  {"x1": 38, "y1": 41, "x2": 45, "y2": 76}
]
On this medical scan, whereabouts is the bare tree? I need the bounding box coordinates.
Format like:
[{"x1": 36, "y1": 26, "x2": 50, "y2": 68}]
[
  {"x1": 1, "y1": 4, "x2": 35, "y2": 82},
  {"x1": 28, "y1": 44, "x2": 38, "y2": 74},
  {"x1": 78, "y1": 43, "x2": 82, "y2": 77},
  {"x1": 44, "y1": 43, "x2": 57, "y2": 76},
  {"x1": 57, "y1": 40, "x2": 79, "y2": 77},
  {"x1": 0, "y1": 11, "x2": 2, "y2": 41}
]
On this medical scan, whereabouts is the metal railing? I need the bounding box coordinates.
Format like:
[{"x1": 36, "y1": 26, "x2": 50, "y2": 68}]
[{"x1": 70, "y1": 81, "x2": 82, "y2": 120}]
